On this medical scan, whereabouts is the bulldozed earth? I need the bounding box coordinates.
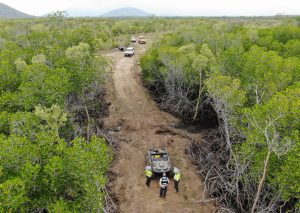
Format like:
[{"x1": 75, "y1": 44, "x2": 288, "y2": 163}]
[{"x1": 103, "y1": 42, "x2": 217, "y2": 213}]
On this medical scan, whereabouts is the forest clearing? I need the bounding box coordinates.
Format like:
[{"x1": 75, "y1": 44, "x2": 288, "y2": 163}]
[{"x1": 103, "y1": 41, "x2": 216, "y2": 212}]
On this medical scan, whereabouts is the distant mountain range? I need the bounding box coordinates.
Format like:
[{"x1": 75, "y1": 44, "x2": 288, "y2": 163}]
[
  {"x1": 0, "y1": 3, "x2": 33, "y2": 19},
  {"x1": 100, "y1": 7, "x2": 153, "y2": 17},
  {"x1": 0, "y1": 3, "x2": 153, "y2": 19}
]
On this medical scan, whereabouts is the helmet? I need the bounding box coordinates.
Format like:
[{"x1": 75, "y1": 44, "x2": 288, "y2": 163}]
[
  {"x1": 162, "y1": 172, "x2": 166, "y2": 177},
  {"x1": 173, "y1": 167, "x2": 180, "y2": 174},
  {"x1": 145, "y1": 166, "x2": 151, "y2": 171}
]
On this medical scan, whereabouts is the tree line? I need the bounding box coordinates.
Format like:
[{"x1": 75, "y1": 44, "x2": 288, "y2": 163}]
[{"x1": 0, "y1": 16, "x2": 116, "y2": 212}]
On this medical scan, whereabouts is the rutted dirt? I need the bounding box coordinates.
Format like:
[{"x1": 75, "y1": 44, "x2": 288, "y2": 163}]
[{"x1": 103, "y1": 42, "x2": 216, "y2": 213}]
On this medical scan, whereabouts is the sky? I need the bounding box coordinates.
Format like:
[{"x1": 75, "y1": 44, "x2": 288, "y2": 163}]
[{"x1": 2, "y1": 0, "x2": 300, "y2": 16}]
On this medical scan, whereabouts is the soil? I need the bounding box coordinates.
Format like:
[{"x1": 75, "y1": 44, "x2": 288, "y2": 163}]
[{"x1": 103, "y1": 42, "x2": 217, "y2": 213}]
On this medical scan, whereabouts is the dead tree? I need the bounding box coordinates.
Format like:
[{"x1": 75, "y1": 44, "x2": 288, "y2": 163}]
[
  {"x1": 161, "y1": 65, "x2": 196, "y2": 120},
  {"x1": 66, "y1": 82, "x2": 110, "y2": 140},
  {"x1": 248, "y1": 114, "x2": 293, "y2": 213},
  {"x1": 187, "y1": 129, "x2": 282, "y2": 213}
]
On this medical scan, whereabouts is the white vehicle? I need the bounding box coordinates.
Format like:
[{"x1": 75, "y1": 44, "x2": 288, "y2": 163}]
[
  {"x1": 124, "y1": 47, "x2": 135, "y2": 57},
  {"x1": 138, "y1": 36, "x2": 146, "y2": 44},
  {"x1": 131, "y1": 36, "x2": 136, "y2": 42}
]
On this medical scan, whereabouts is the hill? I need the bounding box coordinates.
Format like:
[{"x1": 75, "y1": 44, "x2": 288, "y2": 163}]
[
  {"x1": 101, "y1": 7, "x2": 153, "y2": 17},
  {"x1": 0, "y1": 3, "x2": 33, "y2": 19}
]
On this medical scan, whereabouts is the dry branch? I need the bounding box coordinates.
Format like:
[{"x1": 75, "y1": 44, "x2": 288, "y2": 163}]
[{"x1": 187, "y1": 129, "x2": 282, "y2": 213}]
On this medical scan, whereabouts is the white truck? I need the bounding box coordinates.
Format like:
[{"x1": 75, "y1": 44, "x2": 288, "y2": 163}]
[
  {"x1": 124, "y1": 47, "x2": 135, "y2": 57},
  {"x1": 138, "y1": 36, "x2": 146, "y2": 44},
  {"x1": 131, "y1": 36, "x2": 136, "y2": 42}
]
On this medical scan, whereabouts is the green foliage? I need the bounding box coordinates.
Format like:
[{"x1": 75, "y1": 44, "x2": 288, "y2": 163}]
[
  {"x1": 275, "y1": 143, "x2": 300, "y2": 204},
  {"x1": 140, "y1": 48, "x2": 164, "y2": 85},
  {"x1": 0, "y1": 18, "x2": 113, "y2": 212},
  {"x1": 65, "y1": 42, "x2": 90, "y2": 62},
  {"x1": 0, "y1": 133, "x2": 112, "y2": 211},
  {"x1": 284, "y1": 39, "x2": 300, "y2": 57},
  {"x1": 0, "y1": 135, "x2": 37, "y2": 179},
  {"x1": 18, "y1": 64, "x2": 71, "y2": 110},
  {"x1": 140, "y1": 18, "x2": 300, "y2": 209},
  {"x1": 241, "y1": 45, "x2": 293, "y2": 104},
  {"x1": 220, "y1": 46, "x2": 244, "y2": 77},
  {"x1": 142, "y1": 42, "x2": 216, "y2": 90},
  {"x1": 239, "y1": 85, "x2": 300, "y2": 203},
  {"x1": 0, "y1": 178, "x2": 27, "y2": 211},
  {"x1": 14, "y1": 58, "x2": 27, "y2": 72},
  {"x1": 9, "y1": 111, "x2": 41, "y2": 139},
  {"x1": 0, "y1": 111, "x2": 11, "y2": 134},
  {"x1": 48, "y1": 198, "x2": 72, "y2": 213},
  {"x1": 35, "y1": 104, "x2": 67, "y2": 138},
  {"x1": 206, "y1": 74, "x2": 246, "y2": 111},
  {"x1": 32, "y1": 54, "x2": 47, "y2": 64},
  {"x1": 273, "y1": 26, "x2": 300, "y2": 43}
]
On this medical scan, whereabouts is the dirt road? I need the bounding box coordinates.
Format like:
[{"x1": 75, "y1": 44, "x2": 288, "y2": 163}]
[{"x1": 104, "y1": 43, "x2": 216, "y2": 213}]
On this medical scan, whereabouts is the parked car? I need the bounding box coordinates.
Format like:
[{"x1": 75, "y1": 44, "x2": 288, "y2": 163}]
[
  {"x1": 131, "y1": 36, "x2": 136, "y2": 42},
  {"x1": 118, "y1": 45, "x2": 125, "y2": 51},
  {"x1": 124, "y1": 47, "x2": 135, "y2": 57},
  {"x1": 138, "y1": 36, "x2": 146, "y2": 44}
]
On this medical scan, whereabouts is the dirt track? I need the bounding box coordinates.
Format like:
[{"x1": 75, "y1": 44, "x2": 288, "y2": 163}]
[{"x1": 104, "y1": 43, "x2": 216, "y2": 213}]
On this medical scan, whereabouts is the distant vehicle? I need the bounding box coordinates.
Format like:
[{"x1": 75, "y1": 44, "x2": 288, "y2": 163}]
[
  {"x1": 131, "y1": 36, "x2": 136, "y2": 42},
  {"x1": 138, "y1": 36, "x2": 146, "y2": 44},
  {"x1": 118, "y1": 46, "x2": 125, "y2": 51},
  {"x1": 124, "y1": 47, "x2": 135, "y2": 57},
  {"x1": 145, "y1": 148, "x2": 173, "y2": 176}
]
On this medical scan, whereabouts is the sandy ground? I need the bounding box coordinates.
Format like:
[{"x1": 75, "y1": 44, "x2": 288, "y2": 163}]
[{"x1": 103, "y1": 42, "x2": 216, "y2": 213}]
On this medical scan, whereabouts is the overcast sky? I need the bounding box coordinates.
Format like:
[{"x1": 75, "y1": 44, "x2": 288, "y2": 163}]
[{"x1": 2, "y1": 0, "x2": 300, "y2": 16}]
